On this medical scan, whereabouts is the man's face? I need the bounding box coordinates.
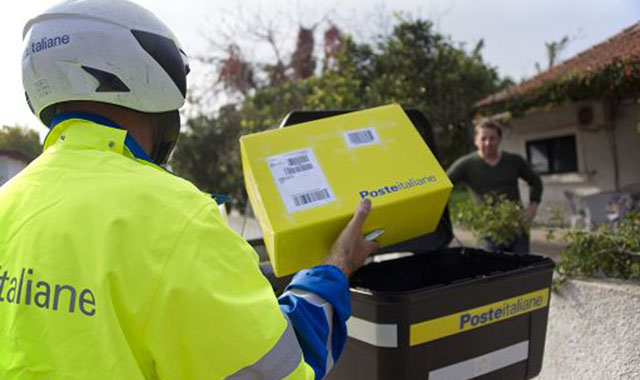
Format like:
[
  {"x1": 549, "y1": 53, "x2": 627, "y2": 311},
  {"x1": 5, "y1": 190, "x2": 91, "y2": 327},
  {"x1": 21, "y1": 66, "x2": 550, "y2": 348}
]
[{"x1": 474, "y1": 126, "x2": 501, "y2": 158}]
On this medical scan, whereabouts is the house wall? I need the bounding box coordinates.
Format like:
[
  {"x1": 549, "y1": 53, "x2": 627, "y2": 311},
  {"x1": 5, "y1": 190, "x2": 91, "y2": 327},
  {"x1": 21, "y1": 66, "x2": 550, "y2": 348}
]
[
  {"x1": 0, "y1": 156, "x2": 28, "y2": 185},
  {"x1": 500, "y1": 99, "x2": 640, "y2": 223}
]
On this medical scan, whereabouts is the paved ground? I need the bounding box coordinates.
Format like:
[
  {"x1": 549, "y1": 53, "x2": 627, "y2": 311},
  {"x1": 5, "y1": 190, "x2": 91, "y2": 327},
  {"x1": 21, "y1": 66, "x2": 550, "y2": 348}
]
[{"x1": 227, "y1": 210, "x2": 567, "y2": 262}]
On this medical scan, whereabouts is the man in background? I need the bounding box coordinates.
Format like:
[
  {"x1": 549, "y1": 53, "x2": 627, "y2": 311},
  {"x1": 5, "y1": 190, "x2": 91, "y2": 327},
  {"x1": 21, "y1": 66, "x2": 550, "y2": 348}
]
[{"x1": 447, "y1": 120, "x2": 543, "y2": 254}]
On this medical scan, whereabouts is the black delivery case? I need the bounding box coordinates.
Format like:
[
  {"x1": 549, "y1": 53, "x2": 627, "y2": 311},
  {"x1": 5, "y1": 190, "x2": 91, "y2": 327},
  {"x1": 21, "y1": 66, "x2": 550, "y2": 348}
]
[{"x1": 264, "y1": 108, "x2": 556, "y2": 380}]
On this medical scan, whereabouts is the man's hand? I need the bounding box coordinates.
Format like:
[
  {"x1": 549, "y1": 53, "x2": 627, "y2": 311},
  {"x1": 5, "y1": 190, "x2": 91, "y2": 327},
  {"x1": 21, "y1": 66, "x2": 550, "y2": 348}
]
[
  {"x1": 324, "y1": 199, "x2": 380, "y2": 277},
  {"x1": 524, "y1": 202, "x2": 539, "y2": 221}
]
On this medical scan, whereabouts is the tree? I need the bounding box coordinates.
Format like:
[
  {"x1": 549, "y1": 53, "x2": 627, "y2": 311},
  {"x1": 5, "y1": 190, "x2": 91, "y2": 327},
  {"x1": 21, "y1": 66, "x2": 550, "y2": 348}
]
[
  {"x1": 325, "y1": 19, "x2": 509, "y2": 166},
  {"x1": 291, "y1": 26, "x2": 316, "y2": 80},
  {"x1": 173, "y1": 17, "x2": 510, "y2": 211},
  {"x1": 170, "y1": 105, "x2": 246, "y2": 209},
  {"x1": 234, "y1": 19, "x2": 510, "y2": 164},
  {"x1": 0, "y1": 125, "x2": 42, "y2": 160},
  {"x1": 535, "y1": 35, "x2": 570, "y2": 73},
  {"x1": 217, "y1": 44, "x2": 256, "y2": 96},
  {"x1": 322, "y1": 25, "x2": 342, "y2": 72},
  {"x1": 278, "y1": 19, "x2": 511, "y2": 167}
]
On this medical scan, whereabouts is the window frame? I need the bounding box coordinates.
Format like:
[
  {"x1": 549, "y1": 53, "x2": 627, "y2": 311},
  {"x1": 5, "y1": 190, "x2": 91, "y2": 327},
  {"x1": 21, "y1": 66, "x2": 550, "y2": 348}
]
[{"x1": 525, "y1": 134, "x2": 578, "y2": 175}]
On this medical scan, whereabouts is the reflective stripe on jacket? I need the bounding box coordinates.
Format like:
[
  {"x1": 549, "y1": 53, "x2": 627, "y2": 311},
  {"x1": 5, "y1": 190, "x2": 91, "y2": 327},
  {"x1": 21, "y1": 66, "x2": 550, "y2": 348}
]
[{"x1": 0, "y1": 114, "x2": 349, "y2": 379}]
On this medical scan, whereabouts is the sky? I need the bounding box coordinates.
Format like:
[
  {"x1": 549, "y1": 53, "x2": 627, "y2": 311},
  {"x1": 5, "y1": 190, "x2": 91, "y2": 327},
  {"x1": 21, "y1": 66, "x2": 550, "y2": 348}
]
[{"x1": 2, "y1": 0, "x2": 639, "y2": 138}]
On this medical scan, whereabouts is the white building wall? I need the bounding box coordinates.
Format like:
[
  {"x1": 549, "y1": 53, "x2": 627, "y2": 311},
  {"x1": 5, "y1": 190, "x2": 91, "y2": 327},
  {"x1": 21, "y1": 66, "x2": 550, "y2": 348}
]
[
  {"x1": 0, "y1": 156, "x2": 28, "y2": 185},
  {"x1": 500, "y1": 99, "x2": 640, "y2": 223}
]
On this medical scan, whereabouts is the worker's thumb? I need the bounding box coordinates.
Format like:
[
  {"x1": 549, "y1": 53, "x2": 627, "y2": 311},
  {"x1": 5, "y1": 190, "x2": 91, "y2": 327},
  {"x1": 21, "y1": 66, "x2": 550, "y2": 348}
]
[{"x1": 350, "y1": 198, "x2": 372, "y2": 230}]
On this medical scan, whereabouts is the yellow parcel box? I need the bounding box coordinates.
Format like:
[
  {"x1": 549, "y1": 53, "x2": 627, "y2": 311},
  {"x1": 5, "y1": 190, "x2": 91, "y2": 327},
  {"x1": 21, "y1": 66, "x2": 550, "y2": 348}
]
[{"x1": 241, "y1": 104, "x2": 453, "y2": 277}]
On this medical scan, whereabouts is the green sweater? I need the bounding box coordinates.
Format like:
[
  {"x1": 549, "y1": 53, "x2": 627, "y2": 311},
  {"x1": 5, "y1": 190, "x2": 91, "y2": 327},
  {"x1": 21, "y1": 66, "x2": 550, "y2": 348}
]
[{"x1": 447, "y1": 151, "x2": 543, "y2": 204}]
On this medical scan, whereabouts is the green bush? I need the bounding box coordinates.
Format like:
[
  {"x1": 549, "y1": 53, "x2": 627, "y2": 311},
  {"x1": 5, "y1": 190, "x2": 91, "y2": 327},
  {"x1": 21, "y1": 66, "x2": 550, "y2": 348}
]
[
  {"x1": 448, "y1": 186, "x2": 471, "y2": 215},
  {"x1": 451, "y1": 194, "x2": 530, "y2": 247},
  {"x1": 554, "y1": 211, "x2": 640, "y2": 284}
]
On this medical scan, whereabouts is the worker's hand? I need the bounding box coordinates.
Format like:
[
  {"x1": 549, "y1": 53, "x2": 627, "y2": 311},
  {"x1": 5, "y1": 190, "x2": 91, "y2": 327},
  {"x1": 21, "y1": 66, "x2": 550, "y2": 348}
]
[
  {"x1": 524, "y1": 202, "x2": 539, "y2": 221},
  {"x1": 324, "y1": 199, "x2": 379, "y2": 277}
]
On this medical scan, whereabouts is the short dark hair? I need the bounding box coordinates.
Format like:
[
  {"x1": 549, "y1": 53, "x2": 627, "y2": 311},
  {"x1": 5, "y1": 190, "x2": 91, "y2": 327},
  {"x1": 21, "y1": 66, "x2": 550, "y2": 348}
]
[{"x1": 474, "y1": 120, "x2": 502, "y2": 138}]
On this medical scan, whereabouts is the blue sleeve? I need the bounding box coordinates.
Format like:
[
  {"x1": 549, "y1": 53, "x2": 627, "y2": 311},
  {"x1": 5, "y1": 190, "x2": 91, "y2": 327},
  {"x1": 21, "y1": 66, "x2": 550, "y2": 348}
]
[{"x1": 278, "y1": 265, "x2": 350, "y2": 379}]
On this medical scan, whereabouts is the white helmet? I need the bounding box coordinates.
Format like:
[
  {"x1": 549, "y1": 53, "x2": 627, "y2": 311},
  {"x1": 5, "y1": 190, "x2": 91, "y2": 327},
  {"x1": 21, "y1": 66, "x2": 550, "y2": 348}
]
[{"x1": 22, "y1": 0, "x2": 189, "y2": 132}]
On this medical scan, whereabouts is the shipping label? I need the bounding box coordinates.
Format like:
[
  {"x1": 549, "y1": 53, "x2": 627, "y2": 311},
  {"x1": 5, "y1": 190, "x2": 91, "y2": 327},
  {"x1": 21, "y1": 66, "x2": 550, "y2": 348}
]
[{"x1": 267, "y1": 148, "x2": 336, "y2": 213}]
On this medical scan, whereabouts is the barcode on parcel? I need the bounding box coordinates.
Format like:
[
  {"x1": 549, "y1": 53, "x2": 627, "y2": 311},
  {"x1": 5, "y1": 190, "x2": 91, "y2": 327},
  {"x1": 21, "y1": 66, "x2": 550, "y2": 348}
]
[
  {"x1": 346, "y1": 128, "x2": 377, "y2": 146},
  {"x1": 293, "y1": 189, "x2": 331, "y2": 206},
  {"x1": 284, "y1": 163, "x2": 313, "y2": 175},
  {"x1": 287, "y1": 155, "x2": 310, "y2": 166},
  {"x1": 347, "y1": 130, "x2": 374, "y2": 144}
]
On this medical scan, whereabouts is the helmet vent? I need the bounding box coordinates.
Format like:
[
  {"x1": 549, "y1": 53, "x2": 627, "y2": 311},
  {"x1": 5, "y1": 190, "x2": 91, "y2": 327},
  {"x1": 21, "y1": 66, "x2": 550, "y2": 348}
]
[
  {"x1": 82, "y1": 66, "x2": 131, "y2": 92},
  {"x1": 131, "y1": 30, "x2": 187, "y2": 97}
]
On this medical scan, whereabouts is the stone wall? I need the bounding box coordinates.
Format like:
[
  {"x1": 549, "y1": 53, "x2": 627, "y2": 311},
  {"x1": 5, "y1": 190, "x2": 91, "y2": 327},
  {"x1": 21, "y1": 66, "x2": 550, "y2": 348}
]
[{"x1": 536, "y1": 279, "x2": 640, "y2": 380}]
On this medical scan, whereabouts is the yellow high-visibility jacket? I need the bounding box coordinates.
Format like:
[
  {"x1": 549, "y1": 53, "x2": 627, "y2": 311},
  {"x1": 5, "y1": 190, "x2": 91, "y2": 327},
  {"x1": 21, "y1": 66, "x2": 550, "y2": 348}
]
[{"x1": 0, "y1": 114, "x2": 348, "y2": 379}]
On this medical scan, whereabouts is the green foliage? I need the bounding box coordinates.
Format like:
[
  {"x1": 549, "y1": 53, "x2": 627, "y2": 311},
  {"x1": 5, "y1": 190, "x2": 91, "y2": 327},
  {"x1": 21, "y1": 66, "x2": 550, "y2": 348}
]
[
  {"x1": 543, "y1": 204, "x2": 566, "y2": 241},
  {"x1": 448, "y1": 186, "x2": 472, "y2": 217},
  {"x1": 451, "y1": 194, "x2": 530, "y2": 247},
  {"x1": 174, "y1": 18, "x2": 510, "y2": 211},
  {"x1": 535, "y1": 35, "x2": 570, "y2": 73},
  {"x1": 554, "y1": 212, "x2": 640, "y2": 285},
  {"x1": 0, "y1": 125, "x2": 42, "y2": 160},
  {"x1": 305, "y1": 21, "x2": 511, "y2": 168},
  {"x1": 170, "y1": 106, "x2": 246, "y2": 209}
]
